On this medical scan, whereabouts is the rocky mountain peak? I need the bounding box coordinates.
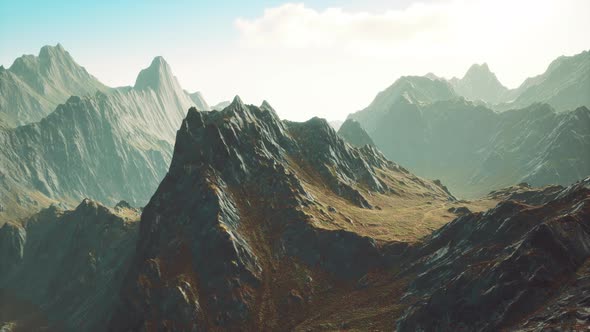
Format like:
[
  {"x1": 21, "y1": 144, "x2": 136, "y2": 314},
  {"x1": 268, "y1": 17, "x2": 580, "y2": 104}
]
[
  {"x1": 134, "y1": 56, "x2": 180, "y2": 91},
  {"x1": 450, "y1": 62, "x2": 509, "y2": 103},
  {"x1": 462, "y1": 63, "x2": 501, "y2": 84}
]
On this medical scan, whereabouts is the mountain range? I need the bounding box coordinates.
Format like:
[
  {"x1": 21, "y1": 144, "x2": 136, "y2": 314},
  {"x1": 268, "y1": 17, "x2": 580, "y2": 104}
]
[
  {"x1": 1, "y1": 96, "x2": 588, "y2": 331},
  {"x1": 348, "y1": 50, "x2": 590, "y2": 197},
  {"x1": 446, "y1": 50, "x2": 590, "y2": 111},
  {"x1": 0, "y1": 43, "x2": 589, "y2": 331},
  {"x1": 0, "y1": 46, "x2": 210, "y2": 222},
  {"x1": 0, "y1": 44, "x2": 107, "y2": 127}
]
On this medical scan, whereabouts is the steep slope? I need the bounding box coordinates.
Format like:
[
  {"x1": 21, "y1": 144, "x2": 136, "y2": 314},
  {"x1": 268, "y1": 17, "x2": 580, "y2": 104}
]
[
  {"x1": 0, "y1": 44, "x2": 107, "y2": 126},
  {"x1": 506, "y1": 49, "x2": 590, "y2": 112},
  {"x1": 349, "y1": 76, "x2": 457, "y2": 132},
  {"x1": 109, "y1": 97, "x2": 480, "y2": 331},
  {"x1": 449, "y1": 63, "x2": 510, "y2": 104},
  {"x1": 396, "y1": 178, "x2": 590, "y2": 331},
  {"x1": 337, "y1": 118, "x2": 375, "y2": 147},
  {"x1": 472, "y1": 104, "x2": 590, "y2": 191},
  {"x1": 351, "y1": 84, "x2": 590, "y2": 197},
  {"x1": 0, "y1": 199, "x2": 139, "y2": 332},
  {"x1": 0, "y1": 56, "x2": 204, "y2": 222}
]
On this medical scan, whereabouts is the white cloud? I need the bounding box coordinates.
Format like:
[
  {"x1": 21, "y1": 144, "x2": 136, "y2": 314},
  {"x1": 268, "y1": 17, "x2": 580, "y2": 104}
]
[
  {"x1": 235, "y1": 3, "x2": 451, "y2": 53},
  {"x1": 228, "y1": 0, "x2": 589, "y2": 121}
]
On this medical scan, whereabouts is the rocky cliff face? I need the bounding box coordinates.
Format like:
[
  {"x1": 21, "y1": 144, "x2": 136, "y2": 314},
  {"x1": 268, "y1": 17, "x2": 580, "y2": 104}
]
[
  {"x1": 0, "y1": 199, "x2": 139, "y2": 332},
  {"x1": 0, "y1": 55, "x2": 207, "y2": 222},
  {"x1": 109, "y1": 97, "x2": 457, "y2": 331},
  {"x1": 396, "y1": 178, "x2": 590, "y2": 331},
  {"x1": 0, "y1": 44, "x2": 107, "y2": 127}
]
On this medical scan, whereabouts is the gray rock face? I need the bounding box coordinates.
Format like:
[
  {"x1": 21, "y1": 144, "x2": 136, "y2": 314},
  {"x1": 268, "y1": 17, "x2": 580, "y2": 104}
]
[
  {"x1": 396, "y1": 178, "x2": 590, "y2": 331},
  {"x1": 337, "y1": 118, "x2": 375, "y2": 147},
  {"x1": 0, "y1": 44, "x2": 107, "y2": 127},
  {"x1": 0, "y1": 200, "x2": 139, "y2": 332},
  {"x1": 110, "y1": 97, "x2": 453, "y2": 331},
  {"x1": 0, "y1": 53, "x2": 208, "y2": 221}
]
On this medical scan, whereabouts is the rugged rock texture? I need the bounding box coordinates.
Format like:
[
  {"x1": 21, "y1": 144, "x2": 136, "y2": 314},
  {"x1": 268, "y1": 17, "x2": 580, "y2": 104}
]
[
  {"x1": 473, "y1": 104, "x2": 590, "y2": 191},
  {"x1": 0, "y1": 54, "x2": 207, "y2": 221},
  {"x1": 350, "y1": 94, "x2": 590, "y2": 198},
  {"x1": 0, "y1": 44, "x2": 107, "y2": 127},
  {"x1": 396, "y1": 178, "x2": 590, "y2": 331},
  {"x1": 449, "y1": 63, "x2": 511, "y2": 104},
  {"x1": 337, "y1": 118, "x2": 375, "y2": 147},
  {"x1": 0, "y1": 199, "x2": 139, "y2": 332},
  {"x1": 109, "y1": 96, "x2": 456, "y2": 331}
]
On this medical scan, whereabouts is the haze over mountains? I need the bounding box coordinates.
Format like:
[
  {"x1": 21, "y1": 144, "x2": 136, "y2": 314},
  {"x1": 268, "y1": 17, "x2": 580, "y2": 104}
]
[
  {"x1": 0, "y1": 42, "x2": 589, "y2": 331},
  {"x1": 348, "y1": 49, "x2": 590, "y2": 197}
]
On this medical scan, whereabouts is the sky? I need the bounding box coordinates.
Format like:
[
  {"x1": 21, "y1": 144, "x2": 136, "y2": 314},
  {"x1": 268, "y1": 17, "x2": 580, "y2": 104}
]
[{"x1": 1, "y1": 0, "x2": 589, "y2": 121}]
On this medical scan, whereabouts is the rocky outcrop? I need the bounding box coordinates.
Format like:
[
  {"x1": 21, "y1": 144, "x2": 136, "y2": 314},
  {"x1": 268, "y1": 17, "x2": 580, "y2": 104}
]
[
  {"x1": 396, "y1": 178, "x2": 590, "y2": 331},
  {"x1": 0, "y1": 199, "x2": 139, "y2": 332},
  {"x1": 110, "y1": 97, "x2": 454, "y2": 331}
]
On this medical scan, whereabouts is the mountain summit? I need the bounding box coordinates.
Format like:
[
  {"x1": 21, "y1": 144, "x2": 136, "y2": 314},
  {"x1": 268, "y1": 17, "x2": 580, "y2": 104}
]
[
  {"x1": 134, "y1": 56, "x2": 182, "y2": 92},
  {"x1": 0, "y1": 44, "x2": 107, "y2": 126},
  {"x1": 450, "y1": 63, "x2": 509, "y2": 104}
]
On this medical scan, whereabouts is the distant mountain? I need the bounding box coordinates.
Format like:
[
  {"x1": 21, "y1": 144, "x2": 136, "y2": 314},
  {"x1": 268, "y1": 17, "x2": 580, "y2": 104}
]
[
  {"x1": 349, "y1": 93, "x2": 590, "y2": 197},
  {"x1": 328, "y1": 119, "x2": 344, "y2": 131},
  {"x1": 449, "y1": 63, "x2": 510, "y2": 104},
  {"x1": 337, "y1": 119, "x2": 375, "y2": 147},
  {"x1": 506, "y1": 49, "x2": 590, "y2": 111},
  {"x1": 351, "y1": 76, "x2": 457, "y2": 132},
  {"x1": 211, "y1": 100, "x2": 231, "y2": 111},
  {"x1": 0, "y1": 44, "x2": 107, "y2": 126},
  {"x1": 0, "y1": 55, "x2": 203, "y2": 221},
  {"x1": 187, "y1": 91, "x2": 210, "y2": 111},
  {"x1": 434, "y1": 50, "x2": 590, "y2": 111}
]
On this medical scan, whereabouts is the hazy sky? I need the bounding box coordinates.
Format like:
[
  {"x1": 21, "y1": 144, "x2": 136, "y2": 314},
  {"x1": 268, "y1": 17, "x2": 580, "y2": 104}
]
[{"x1": 1, "y1": 0, "x2": 588, "y2": 121}]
